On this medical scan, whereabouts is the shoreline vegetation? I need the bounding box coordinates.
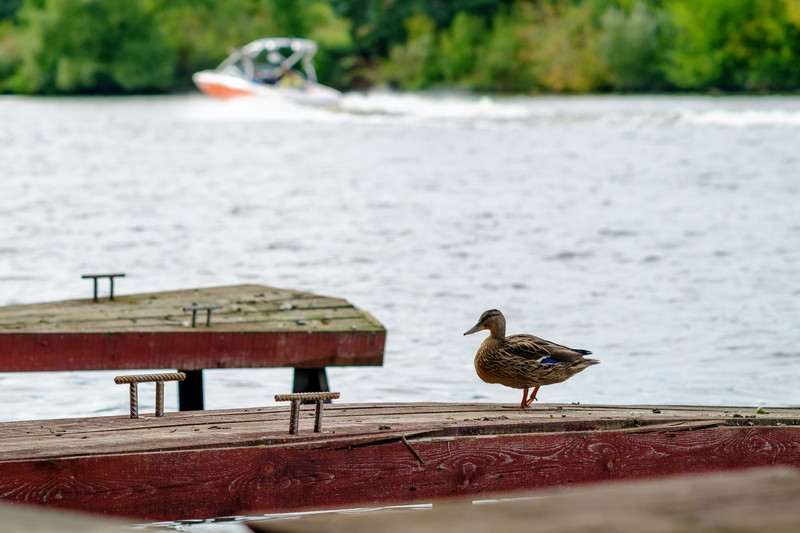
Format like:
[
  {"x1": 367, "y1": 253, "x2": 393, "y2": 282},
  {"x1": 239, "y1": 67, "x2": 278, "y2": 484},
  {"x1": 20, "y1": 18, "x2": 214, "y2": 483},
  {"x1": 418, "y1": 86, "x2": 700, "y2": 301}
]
[{"x1": 1, "y1": 0, "x2": 800, "y2": 96}]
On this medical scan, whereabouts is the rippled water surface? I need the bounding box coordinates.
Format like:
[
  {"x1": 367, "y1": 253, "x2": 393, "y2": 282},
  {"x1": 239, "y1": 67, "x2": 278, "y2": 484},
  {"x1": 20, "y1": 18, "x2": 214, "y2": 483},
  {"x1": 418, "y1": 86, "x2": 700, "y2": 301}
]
[{"x1": 1, "y1": 92, "x2": 799, "y2": 425}]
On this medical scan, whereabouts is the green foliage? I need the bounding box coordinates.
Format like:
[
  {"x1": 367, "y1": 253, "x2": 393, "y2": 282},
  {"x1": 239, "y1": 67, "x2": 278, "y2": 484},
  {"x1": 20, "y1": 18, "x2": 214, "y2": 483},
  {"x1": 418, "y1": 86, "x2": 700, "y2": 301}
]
[
  {"x1": 599, "y1": 1, "x2": 668, "y2": 90},
  {"x1": 338, "y1": 0, "x2": 508, "y2": 58},
  {"x1": 380, "y1": 13, "x2": 438, "y2": 90},
  {"x1": 0, "y1": 20, "x2": 20, "y2": 86},
  {"x1": 9, "y1": 0, "x2": 176, "y2": 93},
  {"x1": 0, "y1": 0, "x2": 22, "y2": 20},
  {"x1": 472, "y1": 8, "x2": 527, "y2": 92},
  {"x1": 152, "y1": 1, "x2": 278, "y2": 89},
  {"x1": 785, "y1": 0, "x2": 800, "y2": 26},
  {"x1": 2, "y1": 0, "x2": 800, "y2": 94},
  {"x1": 519, "y1": 2, "x2": 606, "y2": 93},
  {"x1": 304, "y1": 2, "x2": 352, "y2": 87},
  {"x1": 438, "y1": 12, "x2": 485, "y2": 87},
  {"x1": 727, "y1": 0, "x2": 800, "y2": 91},
  {"x1": 663, "y1": 0, "x2": 800, "y2": 91},
  {"x1": 663, "y1": 0, "x2": 739, "y2": 89},
  {"x1": 272, "y1": 0, "x2": 311, "y2": 37}
]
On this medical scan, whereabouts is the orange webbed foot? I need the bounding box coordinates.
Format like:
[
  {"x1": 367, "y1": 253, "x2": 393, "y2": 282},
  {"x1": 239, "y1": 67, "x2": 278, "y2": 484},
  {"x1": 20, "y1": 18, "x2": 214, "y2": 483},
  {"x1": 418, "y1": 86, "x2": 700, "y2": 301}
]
[{"x1": 524, "y1": 386, "x2": 541, "y2": 407}]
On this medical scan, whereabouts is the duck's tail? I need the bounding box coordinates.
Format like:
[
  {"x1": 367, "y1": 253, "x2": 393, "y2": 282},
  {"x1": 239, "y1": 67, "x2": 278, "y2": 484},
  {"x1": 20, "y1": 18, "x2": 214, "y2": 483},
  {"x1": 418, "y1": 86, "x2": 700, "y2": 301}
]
[{"x1": 576, "y1": 357, "x2": 600, "y2": 369}]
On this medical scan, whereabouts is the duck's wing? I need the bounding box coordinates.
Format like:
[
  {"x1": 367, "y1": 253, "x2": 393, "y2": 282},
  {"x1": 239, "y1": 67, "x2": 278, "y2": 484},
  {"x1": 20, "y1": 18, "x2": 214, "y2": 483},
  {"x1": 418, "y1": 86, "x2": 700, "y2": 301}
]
[{"x1": 505, "y1": 334, "x2": 592, "y2": 364}]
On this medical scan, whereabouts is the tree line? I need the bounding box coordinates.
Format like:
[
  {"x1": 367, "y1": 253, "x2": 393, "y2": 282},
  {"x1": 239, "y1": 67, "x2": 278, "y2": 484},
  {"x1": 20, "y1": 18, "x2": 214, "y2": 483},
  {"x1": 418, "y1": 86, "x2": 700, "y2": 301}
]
[{"x1": 1, "y1": 0, "x2": 800, "y2": 95}]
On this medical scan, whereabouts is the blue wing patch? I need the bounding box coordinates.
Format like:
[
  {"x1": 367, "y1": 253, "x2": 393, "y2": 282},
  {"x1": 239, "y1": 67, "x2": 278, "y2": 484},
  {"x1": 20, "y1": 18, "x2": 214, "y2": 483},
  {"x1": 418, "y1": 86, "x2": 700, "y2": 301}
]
[{"x1": 540, "y1": 357, "x2": 559, "y2": 364}]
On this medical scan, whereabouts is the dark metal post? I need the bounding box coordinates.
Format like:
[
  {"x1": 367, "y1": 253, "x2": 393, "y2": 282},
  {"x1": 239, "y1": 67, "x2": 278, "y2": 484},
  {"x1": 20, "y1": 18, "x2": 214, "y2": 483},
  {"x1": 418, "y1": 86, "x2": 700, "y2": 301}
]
[
  {"x1": 183, "y1": 304, "x2": 222, "y2": 327},
  {"x1": 293, "y1": 367, "x2": 330, "y2": 394},
  {"x1": 178, "y1": 369, "x2": 204, "y2": 411},
  {"x1": 82, "y1": 273, "x2": 125, "y2": 302}
]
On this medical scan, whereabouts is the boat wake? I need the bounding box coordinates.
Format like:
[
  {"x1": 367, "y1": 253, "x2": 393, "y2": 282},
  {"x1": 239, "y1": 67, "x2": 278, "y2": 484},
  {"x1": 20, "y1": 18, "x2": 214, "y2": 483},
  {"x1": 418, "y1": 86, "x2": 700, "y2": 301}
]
[
  {"x1": 680, "y1": 108, "x2": 800, "y2": 127},
  {"x1": 181, "y1": 91, "x2": 800, "y2": 129},
  {"x1": 340, "y1": 91, "x2": 529, "y2": 121}
]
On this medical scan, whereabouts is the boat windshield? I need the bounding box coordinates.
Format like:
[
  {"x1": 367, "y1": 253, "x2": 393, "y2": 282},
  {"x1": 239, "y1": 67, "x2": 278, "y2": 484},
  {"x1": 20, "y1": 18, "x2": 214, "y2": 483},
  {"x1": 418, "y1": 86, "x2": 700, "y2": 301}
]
[{"x1": 216, "y1": 38, "x2": 319, "y2": 85}]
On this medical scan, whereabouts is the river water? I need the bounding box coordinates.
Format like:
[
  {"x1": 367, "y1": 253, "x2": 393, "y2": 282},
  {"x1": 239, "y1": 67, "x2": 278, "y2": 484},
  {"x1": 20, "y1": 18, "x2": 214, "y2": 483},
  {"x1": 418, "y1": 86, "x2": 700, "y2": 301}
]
[{"x1": 1, "y1": 92, "x2": 799, "y2": 528}]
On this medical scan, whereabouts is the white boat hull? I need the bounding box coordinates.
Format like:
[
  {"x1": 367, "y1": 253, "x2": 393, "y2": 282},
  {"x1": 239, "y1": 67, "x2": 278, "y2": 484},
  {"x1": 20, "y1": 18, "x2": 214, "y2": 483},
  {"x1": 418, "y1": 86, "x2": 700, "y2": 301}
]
[{"x1": 192, "y1": 71, "x2": 341, "y2": 107}]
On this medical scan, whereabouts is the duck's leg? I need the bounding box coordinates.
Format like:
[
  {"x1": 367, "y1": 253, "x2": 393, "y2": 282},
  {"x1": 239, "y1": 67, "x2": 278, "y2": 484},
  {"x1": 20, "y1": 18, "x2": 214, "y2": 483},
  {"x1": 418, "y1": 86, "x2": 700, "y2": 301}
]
[
  {"x1": 524, "y1": 386, "x2": 541, "y2": 407},
  {"x1": 519, "y1": 387, "x2": 529, "y2": 409}
]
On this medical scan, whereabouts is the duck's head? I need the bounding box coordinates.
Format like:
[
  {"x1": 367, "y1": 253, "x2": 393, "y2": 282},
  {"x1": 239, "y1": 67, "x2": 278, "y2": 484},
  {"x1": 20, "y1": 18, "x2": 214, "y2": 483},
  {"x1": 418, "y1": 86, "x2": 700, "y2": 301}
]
[{"x1": 464, "y1": 309, "x2": 506, "y2": 337}]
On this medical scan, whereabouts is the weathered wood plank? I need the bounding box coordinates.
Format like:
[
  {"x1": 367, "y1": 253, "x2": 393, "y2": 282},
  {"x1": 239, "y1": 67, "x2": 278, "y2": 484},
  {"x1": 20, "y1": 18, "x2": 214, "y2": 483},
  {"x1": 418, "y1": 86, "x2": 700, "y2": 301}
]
[
  {"x1": 0, "y1": 329, "x2": 385, "y2": 371},
  {"x1": 1, "y1": 403, "x2": 794, "y2": 459},
  {"x1": 0, "y1": 284, "x2": 385, "y2": 372},
  {"x1": 2, "y1": 424, "x2": 798, "y2": 521},
  {"x1": 0, "y1": 403, "x2": 796, "y2": 459},
  {"x1": 0, "y1": 300, "x2": 365, "y2": 331},
  {"x1": 0, "y1": 285, "x2": 370, "y2": 331},
  {"x1": 248, "y1": 467, "x2": 800, "y2": 533},
  {"x1": 0, "y1": 403, "x2": 798, "y2": 521}
]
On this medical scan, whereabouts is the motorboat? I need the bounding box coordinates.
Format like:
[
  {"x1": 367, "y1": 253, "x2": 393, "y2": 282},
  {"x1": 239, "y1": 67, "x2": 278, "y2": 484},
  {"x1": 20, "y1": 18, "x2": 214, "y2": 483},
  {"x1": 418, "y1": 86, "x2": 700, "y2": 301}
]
[{"x1": 192, "y1": 38, "x2": 342, "y2": 106}]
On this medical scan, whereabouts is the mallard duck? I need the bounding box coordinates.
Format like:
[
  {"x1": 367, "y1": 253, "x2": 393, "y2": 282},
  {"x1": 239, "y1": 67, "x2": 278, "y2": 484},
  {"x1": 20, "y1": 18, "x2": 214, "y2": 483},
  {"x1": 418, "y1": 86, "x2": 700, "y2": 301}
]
[{"x1": 464, "y1": 309, "x2": 599, "y2": 408}]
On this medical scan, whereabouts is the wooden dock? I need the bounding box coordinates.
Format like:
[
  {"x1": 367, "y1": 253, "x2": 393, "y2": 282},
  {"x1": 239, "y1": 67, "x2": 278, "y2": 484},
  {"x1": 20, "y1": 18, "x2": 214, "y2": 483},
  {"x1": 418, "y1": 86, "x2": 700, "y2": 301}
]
[
  {"x1": 0, "y1": 284, "x2": 385, "y2": 409},
  {"x1": 249, "y1": 467, "x2": 800, "y2": 533},
  {"x1": 0, "y1": 403, "x2": 798, "y2": 521}
]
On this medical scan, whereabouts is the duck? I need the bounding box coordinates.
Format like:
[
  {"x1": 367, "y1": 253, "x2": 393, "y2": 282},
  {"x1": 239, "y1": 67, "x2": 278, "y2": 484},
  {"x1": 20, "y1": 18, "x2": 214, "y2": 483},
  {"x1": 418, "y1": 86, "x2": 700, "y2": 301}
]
[{"x1": 464, "y1": 309, "x2": 599, "y2": 408}]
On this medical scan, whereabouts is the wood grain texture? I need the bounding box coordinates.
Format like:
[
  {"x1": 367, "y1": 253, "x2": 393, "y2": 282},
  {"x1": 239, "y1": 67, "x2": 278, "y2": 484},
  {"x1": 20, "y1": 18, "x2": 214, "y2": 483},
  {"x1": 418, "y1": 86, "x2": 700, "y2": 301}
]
[
  {"x1": 248, "y1": 467, "x2": 800, "y2": 533},
  {"x1": 0, "y1": 403, "x2": 798, "y2": 521},
  {"x1": 0, "y1": 284, "x2": 385, "y2": 371}
]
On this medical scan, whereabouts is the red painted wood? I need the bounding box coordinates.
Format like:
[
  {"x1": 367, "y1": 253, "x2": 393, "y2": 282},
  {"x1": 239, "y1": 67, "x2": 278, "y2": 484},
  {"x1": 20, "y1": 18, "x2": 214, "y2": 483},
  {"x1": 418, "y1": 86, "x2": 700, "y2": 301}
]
[
  {"x1": 0, "y1": 330, "x2": 385, "y2": 371},
  {"x1": 0, "y1": 285, "x2": 386, "y2": 373},
  {"x1": 0, "y1": 426, "x2": 798, "y2": 521}
]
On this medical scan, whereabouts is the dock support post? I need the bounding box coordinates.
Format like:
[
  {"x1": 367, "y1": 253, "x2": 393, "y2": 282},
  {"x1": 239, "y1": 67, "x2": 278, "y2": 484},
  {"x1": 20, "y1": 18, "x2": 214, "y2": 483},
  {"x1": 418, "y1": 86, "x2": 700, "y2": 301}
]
[
  {"x1": 178, "y1": 370, "x2": 204, "y2": 411},
  {"x1": 293, "y1": 367, "x2": 329, "y2": 394}
]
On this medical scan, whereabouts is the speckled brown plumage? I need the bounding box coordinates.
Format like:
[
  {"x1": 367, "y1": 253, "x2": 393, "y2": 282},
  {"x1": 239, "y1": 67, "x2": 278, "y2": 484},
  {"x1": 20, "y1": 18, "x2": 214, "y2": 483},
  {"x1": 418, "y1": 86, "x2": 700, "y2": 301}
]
[{"x1": 464, "y1": 309, "x2": 599, "y2": 408}]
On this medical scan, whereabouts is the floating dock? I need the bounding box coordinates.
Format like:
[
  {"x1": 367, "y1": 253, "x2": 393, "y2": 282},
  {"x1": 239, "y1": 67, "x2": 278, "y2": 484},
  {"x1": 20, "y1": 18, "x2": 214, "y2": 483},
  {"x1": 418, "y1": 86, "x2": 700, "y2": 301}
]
[
  {"x1": 0, "y1": 403, "x2": 798, "y2": 521},
  {"x1": 0, "y1": 283, "x2": 385, "y2": 370},
  {"x1": 0, "y1": 283, "x2": 386, "y2": 408}
]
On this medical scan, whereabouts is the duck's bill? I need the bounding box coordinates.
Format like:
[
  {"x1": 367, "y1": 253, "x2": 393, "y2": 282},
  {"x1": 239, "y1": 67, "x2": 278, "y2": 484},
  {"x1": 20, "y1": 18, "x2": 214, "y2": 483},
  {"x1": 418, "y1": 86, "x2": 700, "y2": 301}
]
[{"x1": 463, "y1": 324, "x2": 483, "y2": 335}]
